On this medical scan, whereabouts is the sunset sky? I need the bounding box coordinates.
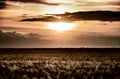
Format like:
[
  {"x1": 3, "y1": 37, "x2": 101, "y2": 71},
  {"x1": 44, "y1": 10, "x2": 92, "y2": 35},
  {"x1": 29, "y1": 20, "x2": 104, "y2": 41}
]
[
  {"x1": 0, "y1": 0, "x2": 120, "y2": 48},
  {"x1": 0, "y1": 0, "x2": 120, "y2": 14}
]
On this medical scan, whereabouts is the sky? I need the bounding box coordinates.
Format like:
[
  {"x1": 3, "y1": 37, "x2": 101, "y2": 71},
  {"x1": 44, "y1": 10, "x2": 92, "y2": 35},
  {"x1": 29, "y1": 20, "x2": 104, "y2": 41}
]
[
  {"x1": 0, "y1": 0, "x2": 120, "y2": 48},
  {"x1": 0, "y1": 0, "x2": 120, "y2": 14}
]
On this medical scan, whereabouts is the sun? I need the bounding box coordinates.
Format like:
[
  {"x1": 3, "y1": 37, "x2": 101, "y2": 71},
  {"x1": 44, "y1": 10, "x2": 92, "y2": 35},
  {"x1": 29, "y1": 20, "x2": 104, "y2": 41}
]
[{"x1": 47, "y1": 22, "x2": 74, "y2": 32}]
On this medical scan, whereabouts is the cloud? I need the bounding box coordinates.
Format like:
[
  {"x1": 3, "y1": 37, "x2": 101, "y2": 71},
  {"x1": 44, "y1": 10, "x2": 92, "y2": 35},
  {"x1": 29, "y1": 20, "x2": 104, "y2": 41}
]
[
  {"x1": 107, "y1": 2, "x2": 120, "y2": 6},
  {"x1": 0, "y1": 30, "x2": 120, "y2": 48},
  {"x1": 20, "y1": 11, "x2": 120, "y2": 22},
  {"x1": 0, "y1": 1, "x2": 7, "y2": 9},
  {"x1": 117, "y1": 28, "x2": 120, "y2": 30},
  {"x1": 0, "y1": 30, "x2": 52, "y2": 48},
  {"x1": 3, "y1": 0, "x2": 59, "y2": 5},
  {"x1": 0, "y1": 0, "x2": 60, "y2": 9},
  {"x1": 0, "y1": 26, "x2": 36, "y2": 31},
  {"x1": 72, "y1": 33, "x2": 120, "y2": 48},
  {"x1": 76, "y1": 2, "x2": 102, "y2": 6},
  {"x1": 73, "y1": 1, "x2": 120, "y2": 7}
]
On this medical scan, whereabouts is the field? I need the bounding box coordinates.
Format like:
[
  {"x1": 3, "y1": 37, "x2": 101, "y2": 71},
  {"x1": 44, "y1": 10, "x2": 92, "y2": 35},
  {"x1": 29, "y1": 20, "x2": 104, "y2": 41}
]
[{"x1": 0, "y1": 48, "x2": 120, "y2": 79}]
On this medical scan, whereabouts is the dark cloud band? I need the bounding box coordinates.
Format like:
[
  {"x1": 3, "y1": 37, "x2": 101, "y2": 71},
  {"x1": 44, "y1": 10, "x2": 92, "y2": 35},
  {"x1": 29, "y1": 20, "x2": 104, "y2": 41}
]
[
  {"x1": 0, "y1": 1, "x2": 6, "y2": 9},
  {"x1": 2, "y1": 0, "x2": 59, "y2": 5},
  {"x1": 0, "y1": 30, "x2": 52, "y2": 48},
  {"x1": 0, "y1": 0, "x2": 59, "y2": 9},
  {"x1": 20, "y1": 11, "x2": 120, "y2": 22}
]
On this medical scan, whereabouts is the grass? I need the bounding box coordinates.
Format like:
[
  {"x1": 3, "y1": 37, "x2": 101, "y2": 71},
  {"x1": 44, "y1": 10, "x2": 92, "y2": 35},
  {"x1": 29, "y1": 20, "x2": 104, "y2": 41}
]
[{"x1": 0, "y1": 48, "x2": 120, "y2": 79}]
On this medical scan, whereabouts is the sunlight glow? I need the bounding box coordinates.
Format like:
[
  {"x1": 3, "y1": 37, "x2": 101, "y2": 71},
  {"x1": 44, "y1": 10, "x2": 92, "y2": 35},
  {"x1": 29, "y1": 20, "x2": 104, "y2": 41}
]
[
  {"x1": 46, "y1": 0, "x2": 73, "y2": 3},
  {"x1": 46, "y1": 5, "x2": 70, "y2": 14},
  {"x1": 47, "y1": 22, "x2": 74, "y2": 32}
]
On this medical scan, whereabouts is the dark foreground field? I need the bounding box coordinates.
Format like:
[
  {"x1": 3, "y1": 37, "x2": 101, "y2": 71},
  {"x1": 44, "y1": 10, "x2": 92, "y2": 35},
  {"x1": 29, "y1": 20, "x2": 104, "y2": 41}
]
[{"x1": 0, "y1": 48, "x2": 120, "y2": 79}]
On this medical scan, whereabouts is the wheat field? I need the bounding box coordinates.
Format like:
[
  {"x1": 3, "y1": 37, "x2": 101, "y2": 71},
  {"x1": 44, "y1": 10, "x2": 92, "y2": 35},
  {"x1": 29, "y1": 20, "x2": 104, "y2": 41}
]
[{"x1": 0, "y1": 48, "x2": 120, "y2": 79}]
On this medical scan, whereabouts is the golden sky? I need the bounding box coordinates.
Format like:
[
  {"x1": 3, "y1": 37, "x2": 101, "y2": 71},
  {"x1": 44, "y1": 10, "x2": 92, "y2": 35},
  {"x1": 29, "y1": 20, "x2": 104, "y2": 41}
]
[
  {"x1": 0, "y1": 0, "x2": 120, "y2": 14},
  {"x1": 0, "y1": 0, "x2": 120, "y2": 48}
]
